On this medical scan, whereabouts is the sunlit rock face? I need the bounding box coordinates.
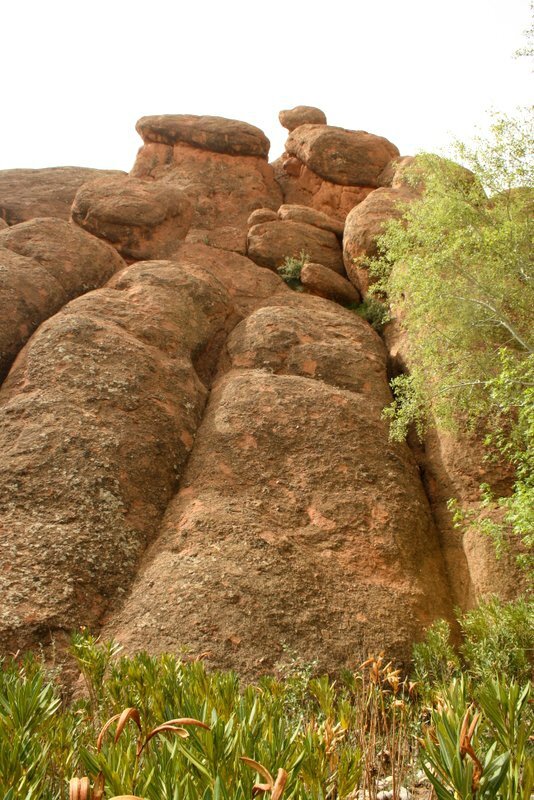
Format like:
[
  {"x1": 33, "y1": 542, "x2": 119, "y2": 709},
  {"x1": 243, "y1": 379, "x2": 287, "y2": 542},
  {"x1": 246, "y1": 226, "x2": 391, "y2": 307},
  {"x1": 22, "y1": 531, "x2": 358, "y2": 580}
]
[{"x1": 0, "y1": 108, "x2": 523, "y2": 672}]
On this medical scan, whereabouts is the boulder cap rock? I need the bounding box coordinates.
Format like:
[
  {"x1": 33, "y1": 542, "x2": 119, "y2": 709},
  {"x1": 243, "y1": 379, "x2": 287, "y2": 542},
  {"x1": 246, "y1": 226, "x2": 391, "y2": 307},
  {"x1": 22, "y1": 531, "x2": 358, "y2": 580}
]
[
  {"x1": 136, "y1": 114, "x2": 270, "y2": 158},
  {"x1": 279, "y1": 105, "x2": 327, "y2": 131},
  {"x1": 285, "y1": 124, "x2": 400, "y2": 187}
]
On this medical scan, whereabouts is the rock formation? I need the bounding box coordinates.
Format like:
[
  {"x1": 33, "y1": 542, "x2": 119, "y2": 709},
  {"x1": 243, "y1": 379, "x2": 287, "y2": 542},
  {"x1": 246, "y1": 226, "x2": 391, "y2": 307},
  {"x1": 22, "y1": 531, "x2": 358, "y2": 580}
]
[{"x1": 0, "y1": 107, "x2": 525, "y2": 673}]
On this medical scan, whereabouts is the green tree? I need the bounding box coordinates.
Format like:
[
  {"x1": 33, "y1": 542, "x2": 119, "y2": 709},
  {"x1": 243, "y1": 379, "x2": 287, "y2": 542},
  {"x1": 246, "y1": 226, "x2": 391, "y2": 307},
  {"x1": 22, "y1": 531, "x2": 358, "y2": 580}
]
[{"x1": 370, "y1": 107, "x2": 534, "y2": 575}]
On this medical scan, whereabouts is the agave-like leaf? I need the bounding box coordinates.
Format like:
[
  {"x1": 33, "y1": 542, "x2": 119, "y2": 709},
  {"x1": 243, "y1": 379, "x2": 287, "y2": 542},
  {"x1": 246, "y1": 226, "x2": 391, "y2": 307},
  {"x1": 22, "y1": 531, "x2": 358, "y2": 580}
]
[
  {"x1": 137, "y1": 724, "x2": 189, "y2": 757},
  {"x1": 69, "y1": 776, "x2": 91, "y2": 800},
  {"x1": 271, "y1": 769, "x2": 288, "y2": 800},
  {"x1": 114, "y1": 707, "x2": 142, "y2": 744},
  {"x1": 241, "y1": 757, "x2": 273, "y2": 787}
]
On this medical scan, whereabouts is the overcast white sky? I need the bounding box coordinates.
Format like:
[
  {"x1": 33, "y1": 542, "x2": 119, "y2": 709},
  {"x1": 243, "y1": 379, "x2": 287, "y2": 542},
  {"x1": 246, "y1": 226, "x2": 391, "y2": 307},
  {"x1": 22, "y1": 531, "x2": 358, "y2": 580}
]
[{"x1": 1, "y1": 0, "x2": 531, "y2": 171}]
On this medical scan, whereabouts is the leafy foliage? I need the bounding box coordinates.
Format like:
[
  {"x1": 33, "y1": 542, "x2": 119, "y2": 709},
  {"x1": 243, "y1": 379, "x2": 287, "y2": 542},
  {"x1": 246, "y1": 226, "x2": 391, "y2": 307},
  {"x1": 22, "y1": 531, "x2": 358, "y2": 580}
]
[
  {"x1": 276, "y1": 252, "x2": 309, "y2": 290},
  {"x1": 370, "y1": 108, "x2": 534, "y2": 573}
]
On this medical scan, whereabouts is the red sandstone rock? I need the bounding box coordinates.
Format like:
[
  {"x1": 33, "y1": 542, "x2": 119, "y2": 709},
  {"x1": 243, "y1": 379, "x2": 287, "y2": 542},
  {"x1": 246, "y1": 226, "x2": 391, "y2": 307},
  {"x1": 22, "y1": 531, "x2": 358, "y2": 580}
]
[
  {"x1": 278, "y1": 203, "x2": 344, "y2": 236},
  {"x1": 0, "y1": 219, "x2": 125, "y2": 382},
  {"x1": 279, "y1": 105, "x2": 327, "y2": 131},
  {"x1": 0, "y1": 219, "x2": 8, "y2": 230},
  {"x1": 272, "y1": 157, "x2": 374, "y2": 221},
  {"x1": 300, "y1": 262, "x2": 361, "y2": 305},
  {"x1": 71, "y1": 175, "x2": 193, "y2": 260},
  {"x1": 378, "y1": 156, "x2": 418, "y2": 188},
  {"x1": 247, "y1": 208, "x2": 279, "y2": 226},
  {"x1": 285, "y1": 125, "x2": 400, "y2": 187},
  {"x1": 0, "y1": 167, "x2": 126, "y2": 224},
  {"x1": 343, "y1": 187, "x2": 416, "y2": 294},
  {"x1": 136, "y1": 115, "x2": 270, "y2": 158},
  {"x1": 170, "y1": 242, "x2": 288, "y2": 317},
  {"x1": 247, "y1": 220, "x2": 344, "y2": 273},
  {"x1": 132, "y1": 143, "x2": 282, "y2": 254},
  {"x1": 103, "y1": 294, "x2": 453, "y2": 675},
  {"x1": 0, "y1": 259, "x2": 234, "y2": 653}
]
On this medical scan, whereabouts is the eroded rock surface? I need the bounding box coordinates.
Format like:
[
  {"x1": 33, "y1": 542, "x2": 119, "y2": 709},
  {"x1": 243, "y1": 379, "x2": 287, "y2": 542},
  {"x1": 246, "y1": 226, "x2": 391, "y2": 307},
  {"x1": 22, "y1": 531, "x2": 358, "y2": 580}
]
[
  {"x1": 0, "y1": 219, "x2": 125, "y2": 381},
  {"x1": 0, "y1": 260, "x2": 234, "y2": 652},
  {"x1": 285, "y1": 125, "x2": 400, "y2": 186},
  {"x1": 136, "y1": 115, "x2": 270, "y2": 158},
  {"x1": 0, "y1": 167, "x2": 126, "y2": 224},
  {"x1": 71, "y1": 176, "x2": 193, "y2": 260},
  {"x1": 300, "y1": 262, "x2": 361, "y2": 305},
  {"x1": 103, "y1": 294, "x2": 453, "y2": 674},
  {"x1": 247, "y1": 220, "x2": 344, "y2": 273}
]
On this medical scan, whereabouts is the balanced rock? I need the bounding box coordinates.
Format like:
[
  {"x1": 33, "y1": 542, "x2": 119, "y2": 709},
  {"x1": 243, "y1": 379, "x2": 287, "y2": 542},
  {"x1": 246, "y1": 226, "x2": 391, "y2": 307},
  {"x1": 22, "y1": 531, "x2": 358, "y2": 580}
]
[
  {"x1": 0, "y1": 259, "x2": 234, "y2": 652},
  {"x1": 0, "y1": 167, "x2": 126, "y2": 224},
  {"x1": 343, "y1": 187, "x2": 415, "y2": 294},
  {"x1": 285, "y1": 125, "x2": 400, "y2": 187},
  {"x1": 136, "y1": 115, "x2": 270, "y2": 159},
  {"x1": 247, "y1": 208, "x2": 279, "y2": 226},
  {"x1": 0, "y1": 219, "x2": 125, "y2": 382},
  {"x1": 71, "y1": 175, "x2": 193, "y2": 260},
  {"x1": 103, "y1": 294, "x2": 453, "y2": 675},
  {"x1": 300, "y1": 262, "x2": 361, "y2": 305},
  {"x1": 247, "y1": 220, "x2": 344, "y2": 273},
  {"x1": 279, "y1": 105, "x2": 327, "y2": 131},
  {"x1": 278, "y1": 203, "x2": 344, "y2": 236}
]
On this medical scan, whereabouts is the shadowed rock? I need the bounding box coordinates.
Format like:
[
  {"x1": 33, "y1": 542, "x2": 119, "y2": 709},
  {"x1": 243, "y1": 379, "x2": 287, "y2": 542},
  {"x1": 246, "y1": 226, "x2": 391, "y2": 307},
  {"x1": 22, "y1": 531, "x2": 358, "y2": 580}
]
[{"x1": 300, "y1": 262, "x2": 361, "y2": 305}]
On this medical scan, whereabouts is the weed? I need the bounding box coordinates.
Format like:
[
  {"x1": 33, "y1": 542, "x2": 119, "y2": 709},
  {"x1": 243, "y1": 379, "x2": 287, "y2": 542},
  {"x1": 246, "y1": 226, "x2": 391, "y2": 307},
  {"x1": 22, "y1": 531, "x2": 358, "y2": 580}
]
[{"x1": 277, "y1": 251, "x2": 309, "y2": 290}]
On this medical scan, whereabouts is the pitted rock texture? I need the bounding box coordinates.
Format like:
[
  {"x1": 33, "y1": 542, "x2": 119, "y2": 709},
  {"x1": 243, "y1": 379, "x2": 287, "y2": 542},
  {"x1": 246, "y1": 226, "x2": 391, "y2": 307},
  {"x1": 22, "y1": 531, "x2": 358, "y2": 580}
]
[
  {"x1": 103, "y1": 294, "x2": 453, "y2": 675},
  {"x1": 0, "y1": 259, "x2": 234, "y2": 653},
  {"x1": 277, "y1": 204, "x2": 344, "y2": 236},
  {"x1": 0, "y1": 219, "x2": 125, "y2": 382},
  {"x1": 273, "y1": 157, "x2": 374, "y2": 221},
  {"x1": 71, "y1": 176, "x2": 193, "y2": 260},
  {"x1": 247, "y1": 220, "x2": 344, "y2": 273},
  {"x1": 279, "y1": 106, "x2": 327, "y2": 131},
  {"x1": 0, "y1": 167, "x2": 126, "y2": 224},
  {"x1": 170, "y1": 242, "x2": 288, "y2": 318},
  {"x1": 300, "y1": 262, "x2": 361, "y2": 306},
  {"x1": 136, "y1": 115, "x2": 270, "y2": 158},
  {"x1": 132, "y1": 142, "x2": 282, "y2": 253},
  {"x1": 343, "y1": 187, "x2": 416, "y2": 295},
  {"x1": 285, "y1": 125, "x2": 400, "y2": 186}
]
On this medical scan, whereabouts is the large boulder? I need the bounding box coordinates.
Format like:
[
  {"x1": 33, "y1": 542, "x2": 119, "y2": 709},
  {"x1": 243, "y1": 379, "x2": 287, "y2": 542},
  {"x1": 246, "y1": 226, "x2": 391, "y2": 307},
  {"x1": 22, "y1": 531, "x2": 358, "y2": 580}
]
[
  {"x1": 300, "y1": 262, "x2": 361, "y2": 306},
  {"x1": 277, "y1": 203, "x2": 344, "y2": 236},
  {"x1": 102, "y1": 294, "x2": 453, "y2": 675},
  {"x1": 71, "y1": 175, "x2": 193, "y2": 260},
  {"x1": 343, "y1": 187, "x2": 415, "y2": 294},
  {"x1": 136, "y1": 115, "x2": 270, "y2": 159},
  {"x1": 279, "y1": 105, "x2": 327, "y2": 131},
  {"x1": 285, "y1": 125, "x2": 400, "y2": 187},
  {"x1": 247, "y1": 220, "x2": 344, "y2": 273},
  {"x1": 0, "y1": 219, "x2": 125, "y2": 382},
  {"x1": 0, "y1": 259, "x2": 234, "y2": 653},
  {"x1": 0, "y1": 167, "x2": 126, "y2": 224}
]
